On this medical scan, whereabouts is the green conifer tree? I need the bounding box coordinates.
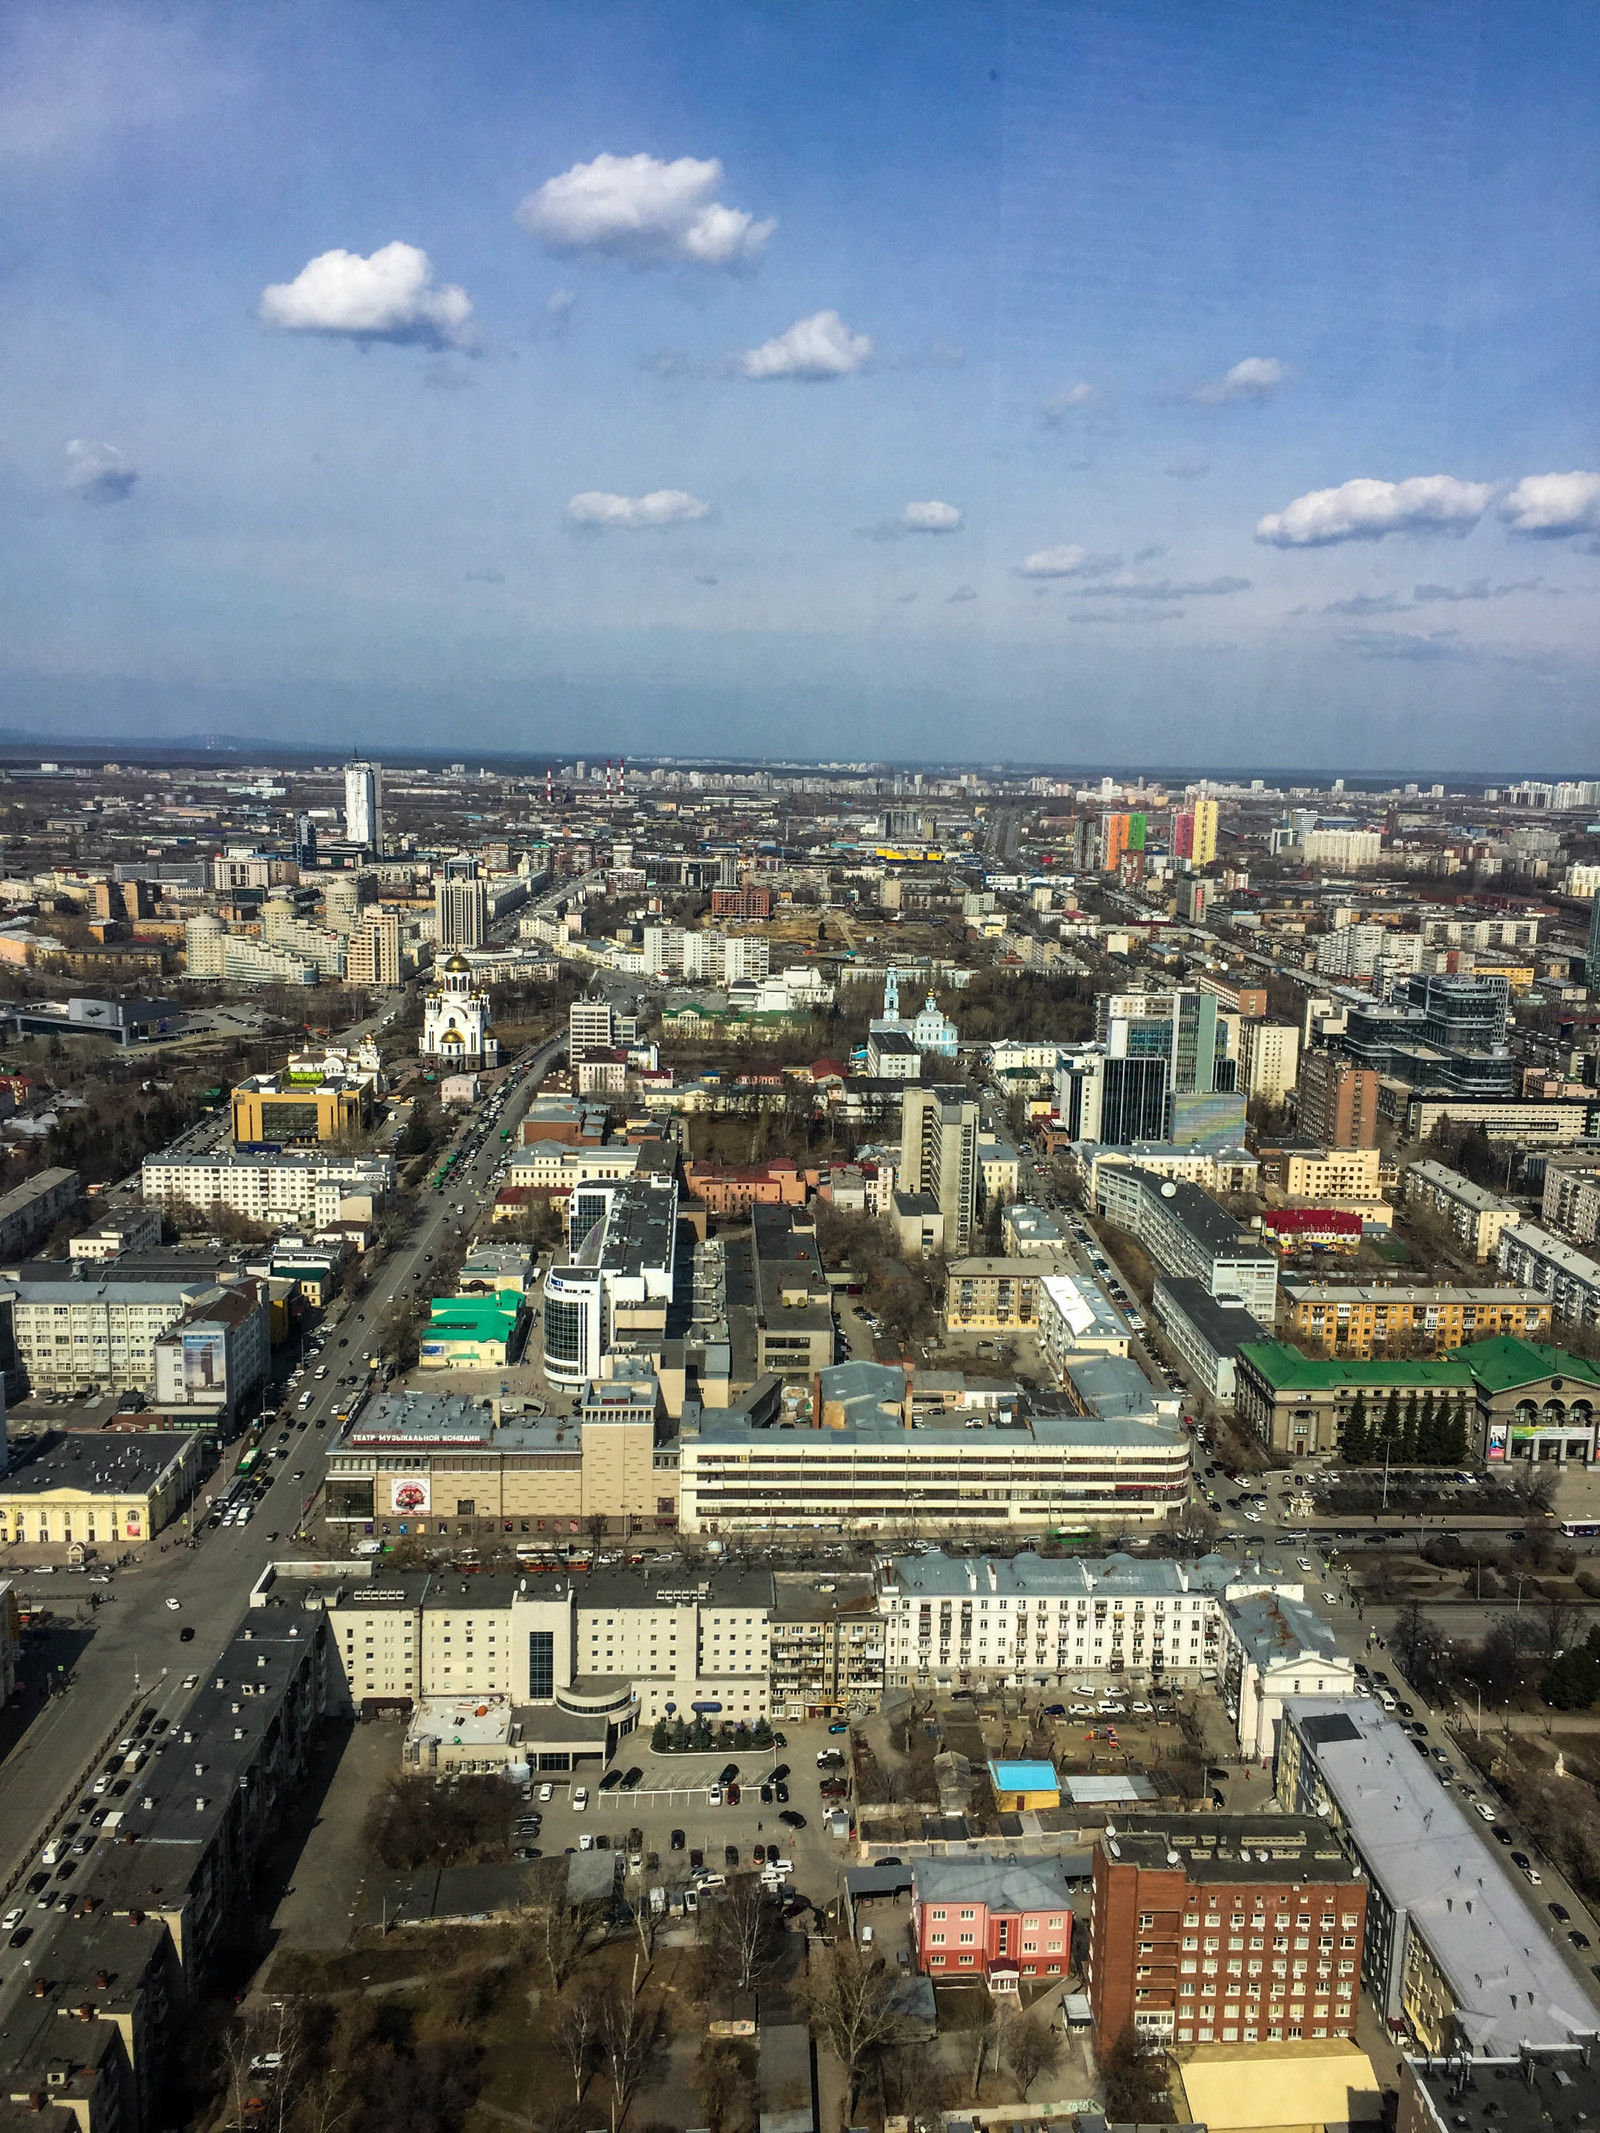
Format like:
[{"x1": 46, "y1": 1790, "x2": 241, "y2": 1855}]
[
  {"x1": 1341, "y1": 1391, "x2": 1370, "y2": 1465},
  {"x1": 1400, "y1": 1390, "x2": 1420, "y2": 1464},
  {"x1": 1417, "y1": 1389, "x2": 1439, "y2": 1465},
  {"x1": 1447, "y1": 1394, "x2": 1471, "y2": 1465}
]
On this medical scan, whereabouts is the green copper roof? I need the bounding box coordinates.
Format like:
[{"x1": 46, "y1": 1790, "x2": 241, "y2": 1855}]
[
  {"x1": 1238, "y1": 1340, "x2": 1474, "y2": 1392},
  {"x1": 424, "y1": 1294, "x2": 521, "y2": 1342},
  {"x1": 1445, "y1": 1335, "x2": 1600, "y2": 1394}
]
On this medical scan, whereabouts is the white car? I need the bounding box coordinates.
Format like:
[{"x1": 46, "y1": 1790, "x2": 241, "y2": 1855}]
[
  {"x1": 572, "y1": 1787, "x2": 588, "y2": 1811},
  {"x1": 1323, "y1": 1590, "x2": 1340, "y2": 1605},
  {"x1": 1, "y1": 1907, "x2": 22, "y2": 1930},
  {"x1": 1130, "y1": 1701, "x2": 1154, "y2": 1714},
  {"x1": 182, "y1": 1673, "x2": 199, "y2": 1689},
  {"x1": 165, "y1": 1596, "x2": 181, "y2": 1611},
  {"x1": 1099, "y1": 1702, "x2": 1127, "y2": 1715},
  {"x1": 538, "y1": 1782, "x2": 554, "y2": 1803},
  {"x1": 1297, "y1": 1558, "x2": 1313, "y2": 1571},
  {"x1": 1069, "y1": 1702, "x2": 1096, "y2": 1715},
  {"x1": 1476, "y1": 1802, "x2": 1496, "y2": 1822},
  {"x1": 578, "y1": 1833, "x2": 594, "y2": 1851},
  {"x1": 1242, "y1": 1511, "x2": 1262, "y2": 1524}
]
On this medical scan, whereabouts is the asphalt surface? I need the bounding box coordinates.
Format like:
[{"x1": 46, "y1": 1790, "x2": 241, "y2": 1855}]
[{"x1": 0, "y1": 1028, "x2": 565, "y2": 1970}]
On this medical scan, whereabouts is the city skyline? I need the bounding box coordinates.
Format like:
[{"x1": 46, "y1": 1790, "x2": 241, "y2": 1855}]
[{"x1": 4, "y1": 0, "x2": 1600, "y2": 768}]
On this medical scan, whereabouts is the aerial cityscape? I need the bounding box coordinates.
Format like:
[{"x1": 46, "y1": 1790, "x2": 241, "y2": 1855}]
[{"x1": 4, "y1": 6, "x2": 1600, "y2": 2133}]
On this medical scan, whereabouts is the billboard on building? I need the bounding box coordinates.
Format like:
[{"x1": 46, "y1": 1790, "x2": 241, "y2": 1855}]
[
  {"x1": 181, "y1": 1331, "x2": 226, "y2": 1393},
  {"x1": 1486, "y1": 1422, "x2": 1508, "y2": 1461},
  {"x1": 390, "y1": 1477, "x2": 431, "y2": 1516}
]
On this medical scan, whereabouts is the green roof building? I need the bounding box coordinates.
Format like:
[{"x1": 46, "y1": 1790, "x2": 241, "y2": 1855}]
[
  {"x1": 1446, "y1": 1335, "x2": 1600, "y2": 1467},
  {"x1": 1235, "y1": 1340, "x2": 1474, "y2": 1456},
  {"x1": 418, "y1": 1293, "x2": 525, "y2": 1370}
]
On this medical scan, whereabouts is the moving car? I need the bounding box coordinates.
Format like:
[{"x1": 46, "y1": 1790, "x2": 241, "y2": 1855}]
[{"x1": 778, "y1": 1810, "x2": 807, "y2": 1829}]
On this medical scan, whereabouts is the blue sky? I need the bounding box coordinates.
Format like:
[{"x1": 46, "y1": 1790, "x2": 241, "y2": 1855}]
[{"x1": 3, "y1": 0, "x2": 1599, "y2": 771}]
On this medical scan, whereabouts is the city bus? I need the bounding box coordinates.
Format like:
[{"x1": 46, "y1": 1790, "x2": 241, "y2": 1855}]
[
  {"x1": 1561, "y1": 1519, "x2": 1600, "y2": 1539},
  {"x1": 235, "y1": 1448, "x2": 261, "y2": 1481}
]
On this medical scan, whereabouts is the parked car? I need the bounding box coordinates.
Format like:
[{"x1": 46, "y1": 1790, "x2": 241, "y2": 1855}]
[{"x1": 778, "y1": 1810, "x2": 807, "y2": 1829}]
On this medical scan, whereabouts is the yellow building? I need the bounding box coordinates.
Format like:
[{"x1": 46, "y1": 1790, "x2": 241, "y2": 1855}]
[
  {"x1": 1280, "y1": 1283, "x2": 1551, "y2": 1357},
  {"x1": 231, "y1": 1075, "x2": 371, "y2": 1145},
  {"x1": 1190, "y1": 795, "x2": 1219, "y2": 866},
  {"x1": 0, "y1": 1431, "x2": 200, "y2": 1554},
  {"x1": 944, "y1": 1257, "x2": 1045, "y2": 1332}
]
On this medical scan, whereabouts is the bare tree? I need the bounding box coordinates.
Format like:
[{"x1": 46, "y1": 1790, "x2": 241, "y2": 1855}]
[
  {"x1": 553, "y1": 1988, "x2": 602, "y2": 2104},
  {"x1": 596, "y1": 1987, "x2": 663, "y2": 2133},
  {"x1": 969, "y1": 1989, "x2": 1000, "y2": 2099},
  {"x1": 794, "y1": 1941, "x2": 906, "y2": 2115},
  {"x1": 522, "y1": 1896, "x2": 603, "y2": 1993},
  {"x1": 700, "y1": 1875, "x2": 786, "y2": 1998},
  {"x1": 1003, "y1": 2013, "x2": 1062, "y2": 2101}
]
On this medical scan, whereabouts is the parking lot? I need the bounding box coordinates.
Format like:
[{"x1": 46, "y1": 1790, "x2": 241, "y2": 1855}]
[{"x1": 539, "y1": 1719, "x2": 856, "y2": 1907}]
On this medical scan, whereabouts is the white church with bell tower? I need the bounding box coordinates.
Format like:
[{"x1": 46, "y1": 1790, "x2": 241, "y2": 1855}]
[{"x1": 421, "y1": 954, "x2": 499, "y2": 1066}]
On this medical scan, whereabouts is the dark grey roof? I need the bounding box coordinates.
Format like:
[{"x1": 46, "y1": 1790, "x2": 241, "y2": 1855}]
[{"x1": 1153, "y1": 1275, "x2": 1266, "y2": 1355}]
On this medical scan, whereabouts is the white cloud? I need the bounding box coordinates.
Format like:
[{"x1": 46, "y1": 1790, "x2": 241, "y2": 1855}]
[
  {"x1": 516, "y1": 152, "x2": 772, "y2": 268},
  {"x1": 565, "y1": 489, "x2": 711, "y2": 529},
  {"x1": 1041, "y1": 383, "x2": 1098, "y2": 424},
  {"x1": 740, "y1": 310, "x2": 872, "y2": 381},
  {"x1": 546, "y1": 288, "x2": 576, "y2": 317},
  {"x1": 260, "y1": 242, "x2": 476, "y2": 351},
  {"x1": 1016, "y1": 544, "x2": 1121, "y2": 579},
  {"x1": 1078, "y1": 574, "x2": 1250, "y2": 600},
  {"x1": 1193, "y1": 356, "x2": 1292, "y2": 405},
  {"x1": 65, "y1": 439, "x2": 136, "y2": 503},
  {"x1": 901, "y1": 500, "x2": 963, "y2": 533},
  {"x1": 1255, "y1": 475, "x2": 1490, "y2": 548},
  {"x1": 1500, "y1": 471, "x2": 1600, "y2": 538}
]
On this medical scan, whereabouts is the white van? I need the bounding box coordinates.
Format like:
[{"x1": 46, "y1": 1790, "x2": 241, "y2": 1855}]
[{"x1": 572, "y1": 1786, "x2": 589, "y2": 1811}]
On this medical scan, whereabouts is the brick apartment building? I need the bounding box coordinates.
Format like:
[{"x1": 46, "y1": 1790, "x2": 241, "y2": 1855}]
[
  {"x1": 710, "y1": 884, "x2": 772, "y2": 921},
  {"x1": 1296, "y1": 1054, "x2": 1381, "y2": 1149},
  {"x1": 1088, "y1": 1814, "x2": 1367, "y2": 2049}
]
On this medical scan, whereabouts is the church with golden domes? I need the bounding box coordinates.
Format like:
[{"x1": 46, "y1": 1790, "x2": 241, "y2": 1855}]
[{"x1": 420, "y1": 953, "x2": 499, "y2": 1066}]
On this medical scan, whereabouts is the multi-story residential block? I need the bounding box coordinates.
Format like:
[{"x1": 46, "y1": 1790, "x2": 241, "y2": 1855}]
[
  {"x1": 1542, "y1": 1143, "x2": 1600, "y2": 1243},
  {"x1": 140, "y1": 1149, "x2": 392, "y2": 1226},
  {"x1": 1237, "y1": 1017, "x2": 1300, "y2": 1102},
  {"x1": 1278, "y1": 1699, "x2": 1591, "y2": 2051},
  {"x1": 1088, "y1": 1813, "x2": 1368, "y2": 2048},
  {"x1": 900, "y1": 1083, "x2": 981, "y2": 1252},
  {"x1": 344, "y1": 909, "x2": 402, "y2": 987},
  {"x1": 1281, "y1": 1282, "x2": 1550, "y2": 1357},
  {"x1": 770, "y1": 1571, "x2": 885, "y2": 1717},
  {"x1": 1035, "y1": 1269, "x2": 1132, "y2": 1377},
  {"x1": 1222, "y1": 1588, "x2": 1356, "y2": 1755},
  {"x1": 1295, "y1": 1054, "x2": 1380, "y2": 1148},
  {"x1": 1300, "y1": 828, "x2": 1381, "y2": 867},
  {"x1": 912, "y1": 1854, "x2": 1078, "y2": 1990},
  {"x1": 750, "y1": 1202, "x2": 836, "y2": 1377},
  {"x1": 1277, "y1": 1145, "x2": 1382, "y2": 1201},
  {"x1": 1234, "y1": 1342, "x2": 1475, "y2": 1456},
  {"x1": 1495, "y1": 1223, "x2": 1600, "y2": 1329},
  {"x1": 1402, "y1": 1159, "x2": 1521, "y2": 1260},
  {"x1": 710, "y1": 884, "x2": 772, "y2": 920},
  {"x1": 1096, "y1": 1164, "x2": 1279, "y2": 1320},
  {"x1": 0, "y1": 1166, "x2": 81, "y2": 1257},
  {"x1": 943, "y1": 1255, "x2": 1051, "y2": 1332}
]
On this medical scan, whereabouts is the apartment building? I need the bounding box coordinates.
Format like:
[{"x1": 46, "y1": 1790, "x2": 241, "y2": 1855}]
[
  {"x1": 750, "y1": 1202, "x2": 836, "y2": 1377},
  {"x1": 141, "y1": 1149, "x2": 392, "y2": 1226},
  {"x1": 322, "y1": 1562, "x2": 772, "y2": 1729},
  {"x1": 508, "y1": 1142, "x2": 642, "y2": 1192},
  {"x1": 1295, "y1": 1054, "x2": 1381, "y2": 1149},
  {"x1": 770, "y1": 1572, "x2": 885, "y2": 1717},
  {"x1": 1088, "y1": 1814, "x2": 1367, "y2": 2048},
  {"x1": 1542, "y1": 1144, "x2": 1600, "y2": 1243},
  {"x1": 0, "y1": 1167, "x2": 81, "y2": 1257},
  {"x1": 1036, "y1": 1270, "x2": 1133, "y2": 1378},
  {"x1": 901, "y1": 1083, "x2": 981, "y2": 1253},
  {"x1": 1278, "y1": 1145, "x2": 1382, "y2": 1201},
  {"x1": 1237, "y1": 1018, "x2": 1300, "y2": 1103},
  {"x1": 1496, "y1": 1223, "x2": 1600, "y2": 1329},
  {"x1": 1281, "y1": 1283, "x2": 1550, "y2": 1357},
  {"x1": 1096, "y1": 1164, "x2": 1279, "y2": 1320},
  {"x1": 435, "y1": 875, "x2": 487, "y2": 949},
  {"x1": 1277, "y1": 1699, "x2": 1592, "y2": 2050},
  {"x1": 880, "y1": 1550, "x2": 1248, "y2": 1688},
  {"x1": 1402, "y1": 1160, "x2": 1520, "y2": 1260},
  {"x1": 943, "y1": 1256, "x2": 1051, "y2": 1332},
  {"x1": 345, "y1": 909, "x2": 402, "y2": 987},
  {"x1": 912, "y1": 1855, "x2": 1078, "y2": 1988}
]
